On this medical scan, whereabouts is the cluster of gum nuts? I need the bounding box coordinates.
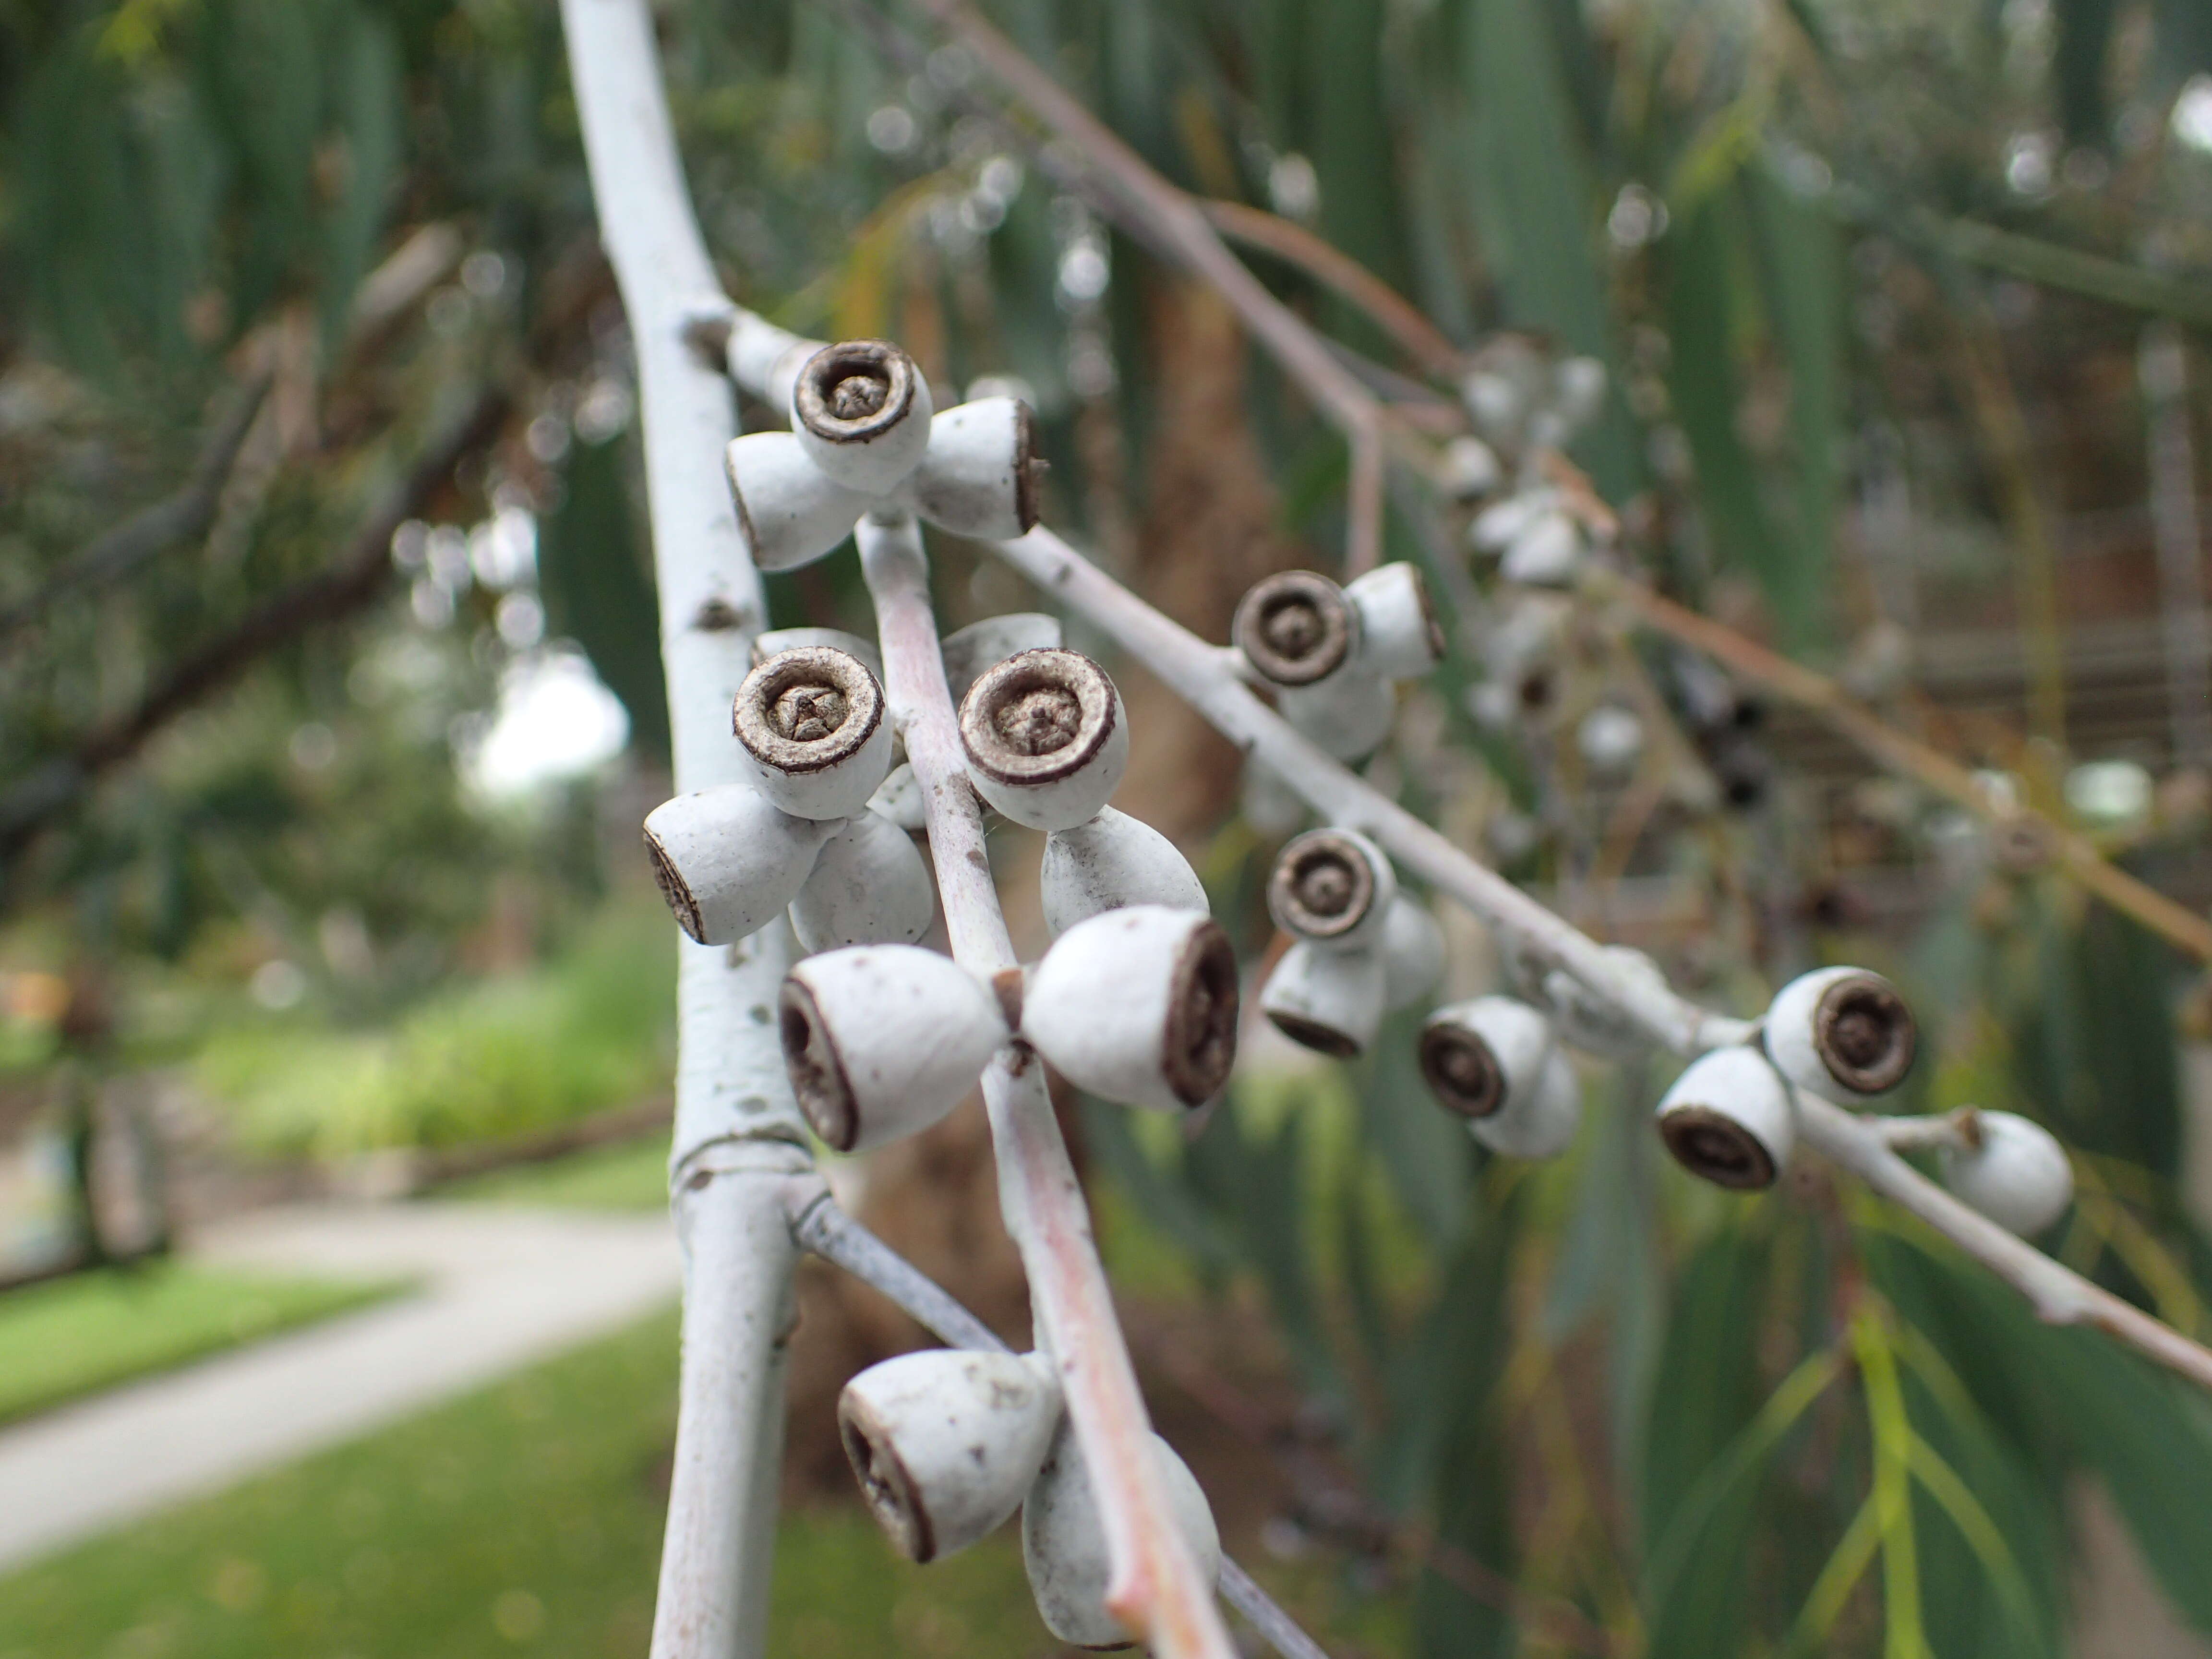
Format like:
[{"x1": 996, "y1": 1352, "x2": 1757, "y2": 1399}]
[{"x1": 631, "y1": 337, "x2": 2071, "y2": 1642}]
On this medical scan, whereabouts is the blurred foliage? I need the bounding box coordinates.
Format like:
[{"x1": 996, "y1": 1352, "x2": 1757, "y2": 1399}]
[{"x1": 3, "y1": 1, "x2": 2212, "y2": 1656}]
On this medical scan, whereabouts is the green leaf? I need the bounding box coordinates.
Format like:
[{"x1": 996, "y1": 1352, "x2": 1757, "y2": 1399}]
[
  {"x1": 536, "y1": 434, "x2": 671, "y2": 764},
  {"x1": 1357, "y1": 1006, "x2": 1475, "y2": 1251},
  {"x1": 319, "y1": 4, "x2": 403, "y2": 344}
]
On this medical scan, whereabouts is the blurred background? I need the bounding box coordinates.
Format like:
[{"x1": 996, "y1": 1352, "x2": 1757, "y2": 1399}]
[{"x1": 2, "y1": 0, "x2": 2212, "y2": 1655}]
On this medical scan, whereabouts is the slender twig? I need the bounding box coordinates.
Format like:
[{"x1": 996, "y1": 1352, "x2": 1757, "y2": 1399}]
[
  {"x1": 790, "y1": 1188, "x2": 1339, "y2": 1659},
  {"x1": 0, "y1": 376, "x2": 272, "y2": 642},
  {"x1": 1607, "y1": 576, "x2": 2212, "y2": 965},
  {"x1": 859, "y1": 513, "x2": 1237, "y2": 1659},
  {"x1": 1795, "y1": 1094, "x2": 2212, "y2": 1391},
  {"x1": 1198, "y1": 199, "x2": 1465, "y2": 378},
  {"x1": 987, "y1": 523, "x2": 2212, "y2": 1393},
  {"x1": 561, "y1": 7, "x2": 817, "y2": 1659},
  {"x1": 913, "y1": 0, "x2": 1385, "y2": 575},
  {"x1": 0, "y1": 387, "x2": 511, "y2": 865},
  {"x1": 995, "y1": 526, "x2": 1755, "y2": 1054}
]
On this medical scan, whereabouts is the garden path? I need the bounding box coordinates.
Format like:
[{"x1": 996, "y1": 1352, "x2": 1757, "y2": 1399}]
[{"x1": 0, "y1": 1201, "x2": 680, "y2": 1572}]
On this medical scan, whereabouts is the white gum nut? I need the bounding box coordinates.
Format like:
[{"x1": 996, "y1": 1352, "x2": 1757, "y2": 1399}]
[
  {"x1": 838, "y1": 1349, "x2": 1063, "y2": 1564},
  {"x1": 867, "y1": 761, "x2": 929, "y2": 832},
  {"x1": 1275, "y1": 670, "x2": 1396, "y2": 761},
  {"x1": 733, "y1": 645, "x2": 895, "y2": 821},
  {"x1": 1021, "y1": 906, "x2": 1239, "y2": 1111},
  {"x1": 1038, "y1": 807, "x2": 1207, "y2": 938},
  {"x1": 1657, "y1": 1046, "x2": 1797, "y2": 1191},
  {"x1": 1940, "y1": 1111, "x2": 2074, "y2": 1237},
  {"x1": 1267, "y1": 827, "x2": 1398, "y2": 950},
  {"x1": 791, "y1": 339, "x2": 935, "y2": 496},
  {"x1": 1379, "y1": 895, "x2": 1447, "y2": 1011},
  {"x1": 1500, "y1": 510, "x2": 1583, "y2": 587},
  {"x1": 1437, "y1": 434, "x2": 1503, "y2": 500},
  {"x1": 908, "y1": 397, "x2": 1046, "y2": 540},
  {"x1": 1232, "y1": 570, "x2": 1360, "y2": 688},
  {"x1": 1261, "y1": 938, "x2": 1387, "y2": 1059},
  {"x1": 1542, "y1": 948, "x2": 1668, "y2": 1060},
  {"x1": 722, "y1": 429, "x2": 870, "y2": 572},
  {"x1": 642, "y1": 784, "x2": 839, "y2": 946},
  {"x1": 1022, "y1": 1425, "x2": 1219, "y2": 1651},
  {"x1": 958, "y1": 649, "x2": 1128, "y2": 831},
  {"x1": 941, "y1": 612, "x2": 1064, "y2": 709},
  {"x1": 753, "y1": 625, "x2": 882, "y2": 684},
  {"x1": 1763, "y1": 965, "x2": 1917, "y2": 1104},
  {"x1": 1417, "y1": 995, "x2": 1555, "y2": 1125},
  {"x1": 725, "y1": 314, "x2": 826, "y2": 410},
  {"x1": 1552, "y1": 355, "x2": 1608, "y2": 435},
  {"x1": 1474, "y1": 1047, "x2": 1582, "y2": 1160},
  {"x1": 789, "y1": 808, "x2": 936, "y2": 954},
  {"x1": 1576, "y1": 705, "x2": 1645, "y2": 777},
  {"x1": 1470, "y1": 487, "x2": 1560, "y2": 554},
  {"x1": 1345, "y1": 562, "x2": 1445, "y2": 683},
  {"x1": 778, "y1": 945, "x2": 1009, "y2": 1153}
]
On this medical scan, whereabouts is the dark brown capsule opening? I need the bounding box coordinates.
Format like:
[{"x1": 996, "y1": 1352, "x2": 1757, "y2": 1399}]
[
  {"x1": 959, "y1": 649, "x2": 1118, "y2": 787},
  {"x1": 1233, "y1": 571, "x2": 1355, "y2": 686},
  {"x1": 781, "y1": 979, "x2": 860, "y2": 1152},
  {"x1": 1162, "y1": 922, "x2": 1240, "y2": 1106},
  {"x1": 836, "y1": 1393, "x2": 934, "y2": 1563},
  {"x1": 1418, "y1": 1021, "x2": 1506, "y2": 1118},
  {"x1": 793, "y1": 339, "x2": 917, "y2": 444},
  {"x1": 1266, "y1": 1008, "x2": 1364, "y2": 1060},
  {"x1": 1814, "y1": 974, "x2": 1916, "y2": 1095},
  {"x1": 735, "y1": 646, "x2": 884, "y2": 777},
  {"x1": 1659, "y1": 1104, "x2": 1779, "y2": 1191},
  {"x1": 644, "y1": 827, "x2": 705, "y2": 944},
  {"x1": 1268, "y1": 830, "x2": 1379, "y2": 942}
]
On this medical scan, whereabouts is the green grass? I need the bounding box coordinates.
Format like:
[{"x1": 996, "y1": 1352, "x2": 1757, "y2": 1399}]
[
  {"x1": 0, "y1": 1309, "x2": 1055, "y2": 1659},
  {"x1": 435, "y1": 1135, "x2": 672, "y2": 1212},
  {"x1": 0, "y1": 1262, "x2": 401, "y2": 1428}
]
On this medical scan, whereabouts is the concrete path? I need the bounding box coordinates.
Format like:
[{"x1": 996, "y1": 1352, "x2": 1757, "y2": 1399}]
[{"x1": 0, "y1": 1202, "x2": 680, "y2": 1574}]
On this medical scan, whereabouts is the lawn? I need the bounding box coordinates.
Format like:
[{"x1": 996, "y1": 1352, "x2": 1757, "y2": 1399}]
[
  {"x1": 0, "y1": 1262, "x2": 401, "y2": 1428},
  {"x1": 433, "y1": 1134, "x2": 670, "y2": 1211},
  {"x1": 0, "y1": 1307, "x2": 1050, "y2": 1659}
]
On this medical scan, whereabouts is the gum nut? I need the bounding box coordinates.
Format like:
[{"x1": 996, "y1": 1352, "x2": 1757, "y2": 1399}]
[
  {"x1": 723, "y1": 429, "x2": 870, "y2": 572},
  {"x1": 1232, "y1": 571, "x2": 1358, "y2": 687},
  {"x1": 1471, "y1": 1046, "x2": 1581, "y2": 1160},
  {"x1": 1021, "y1": 906, "x2": 1239, "y2": 1111},
  {"x1": 1039, "y1": 807, "x2": 1207, "y2": 938},
  {"x1": 1417, "y1": 995, "x2": 1554, "y2": 1120},
  {"x1": 1576, "y1": 706, "x2": 1645, "y2": 776},
  {"x1": 1552, "y1": 355, "x2": 1608, "y2": 433},
  {"x1": 1500, "y1": 511, "x2": 1582, "y2": 587},
  {"x1": 1940, "y1": 1111, "x2": 2073, "y2": 1237},
  {"x1": 1470, "y1": 487, "x2": 1560, "y2": 553},
  {"x1": 1468, "y1": 679, "x2": 1518, "y2": 733},
  {"x1": 1276, "y1": 671, "x2": 1396, "y2": 761},
  {"x1": 838, "y1": 1348, "x2": 1063, "y2": 1563},
  {"x1": 643, "y1": 785, "x2": 840, "y2": 946},
  {"x1": 790, "y1": 808, "x2": 936, "y2": 953},
  {"x1": 910, "y1": 397, "x2": 1046, "y2": 539},
  {"x1": 867, "y1": 762, "x2": 930, "y2": 832},
  {"x1": 1267, "y1": 828, "x2": 1398, "y2": 949},
  {"x1": 1022, "y1": 1427, "x2": 1219, "y2": 1651},
  {"x1": 1261, "y1": 939, "x2": 1386, "y2": 1059},
  {"x1": 733, "y1": 645, "x2": 896, "y2": 821},
  {"x1": 1379, "y1": 895, "x2": 1447, "y2": 1010},
  {"x1": 790, "y1": 339, "x2": 936, "y2": 495},
  {"x1": 1345, "y1": 562, "x2": 1446, "y2": 682},
  {"x1": 753, "y1": 625, "x2": 882, "y2": 684},
  {"x1": 959, "y1": 649, "x2": 1129, "y2": 831},
  {"x1": 1437, "y1": 434, "x2": 1503, "y2": 500},
  {"x1": 779, "y1": 945, "x2": 1009, "y2": 1152},
  {"x1": 1460, "y1": 369, "x2": 1525, "y2": 439},
  {"x1": 941, "y1": 612, "x2": 1064, "y2": 709},
  {"x1": 1763, "y1": 965, "x2": 1916, "y2": 1103},
  {"x1": 1657, "y1": 1046, "x2": 1796, "y2": 1191}
]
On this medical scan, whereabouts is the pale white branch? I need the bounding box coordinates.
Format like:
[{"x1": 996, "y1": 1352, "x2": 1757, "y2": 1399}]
[{"x1": 858, "y1": 513, "x2": 1237, "y2": 1659}]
